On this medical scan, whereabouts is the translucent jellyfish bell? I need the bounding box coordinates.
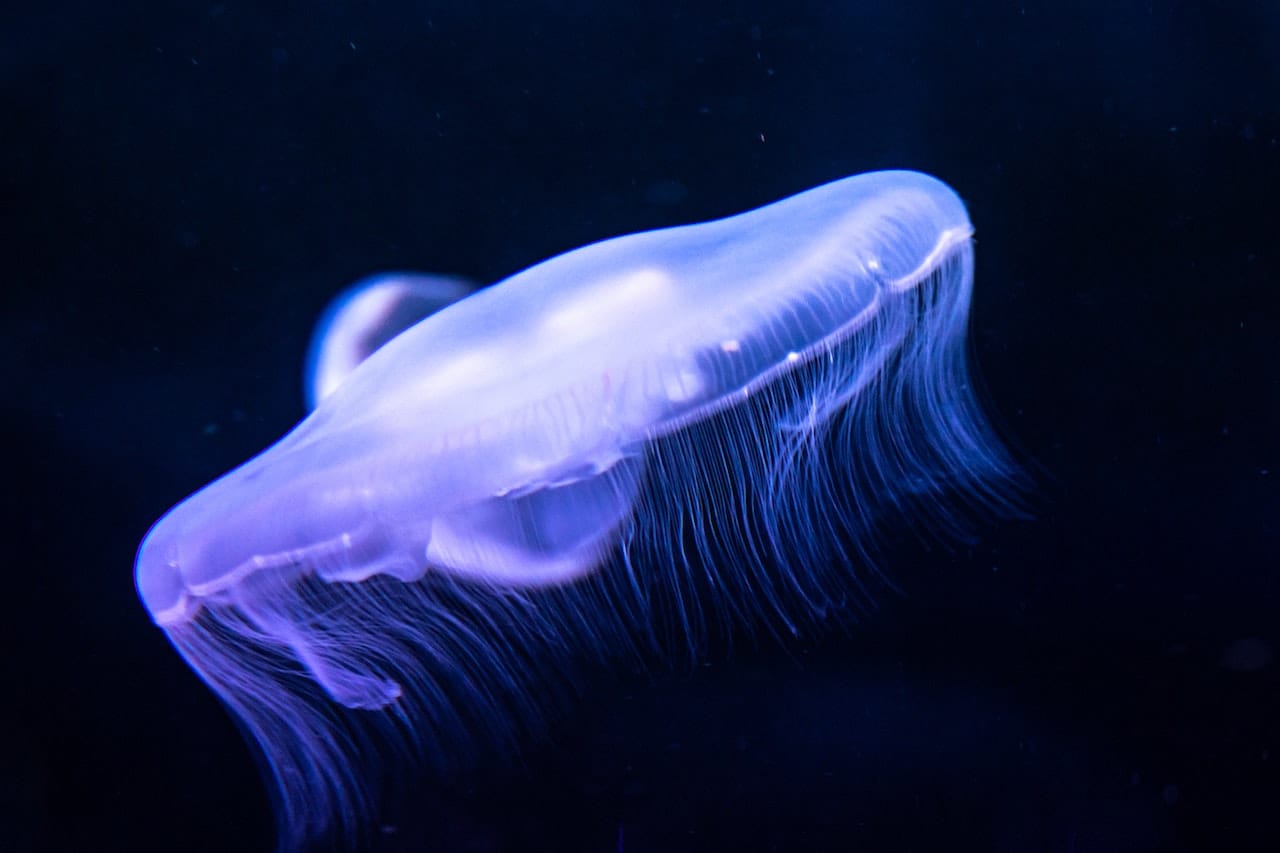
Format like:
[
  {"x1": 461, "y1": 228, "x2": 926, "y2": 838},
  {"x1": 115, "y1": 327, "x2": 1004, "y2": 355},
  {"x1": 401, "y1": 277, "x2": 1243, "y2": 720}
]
[
  {"x1": 135, "y1": 170, "x2": 1022, "y2": 849},
  {"x1": 304, "y1": 273, "x2": 475, "y2": 410}
]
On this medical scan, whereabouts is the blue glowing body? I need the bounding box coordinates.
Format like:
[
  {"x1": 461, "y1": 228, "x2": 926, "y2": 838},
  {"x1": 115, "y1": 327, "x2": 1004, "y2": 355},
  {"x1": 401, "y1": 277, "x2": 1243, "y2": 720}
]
[{"x1": 136, "y1": 170, "x2": 1019, "y2": 849}]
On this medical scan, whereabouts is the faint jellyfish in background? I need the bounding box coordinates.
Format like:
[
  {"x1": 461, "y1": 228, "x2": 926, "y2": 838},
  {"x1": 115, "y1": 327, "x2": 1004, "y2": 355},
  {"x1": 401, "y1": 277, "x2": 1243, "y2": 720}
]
[
  {"x1": 643, "y1": 178, "x2": 689, "y2": 207},
  {"x1": 304, "y1": 273, "x2": 475, "y2": 410},
  {"x1": 1220, "y1": 637, "x2": 1273, "y2": 672},
  {"x1": 134, "y1": 170, "x2": 1024, "y2": 850}
]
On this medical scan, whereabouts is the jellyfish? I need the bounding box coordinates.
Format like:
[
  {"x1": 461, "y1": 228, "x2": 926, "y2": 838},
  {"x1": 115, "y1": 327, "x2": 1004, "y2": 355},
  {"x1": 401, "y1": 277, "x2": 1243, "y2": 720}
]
[{"x1": 135, "y1": 169, "x2": 1021, "y2": 849}]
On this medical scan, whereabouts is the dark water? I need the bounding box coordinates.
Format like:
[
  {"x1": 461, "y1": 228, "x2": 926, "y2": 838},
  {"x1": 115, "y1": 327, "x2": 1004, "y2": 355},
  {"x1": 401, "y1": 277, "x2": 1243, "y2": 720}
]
[{"x1": 5, "y1": 2, "x2": 1277, "y2": 851}]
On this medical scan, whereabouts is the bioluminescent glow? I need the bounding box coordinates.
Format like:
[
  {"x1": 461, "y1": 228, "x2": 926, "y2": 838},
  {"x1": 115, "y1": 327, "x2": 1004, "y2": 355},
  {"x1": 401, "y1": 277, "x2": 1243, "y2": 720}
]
[{"x1": 135, "y1": 170, "x2": 1020, "y2": 849}]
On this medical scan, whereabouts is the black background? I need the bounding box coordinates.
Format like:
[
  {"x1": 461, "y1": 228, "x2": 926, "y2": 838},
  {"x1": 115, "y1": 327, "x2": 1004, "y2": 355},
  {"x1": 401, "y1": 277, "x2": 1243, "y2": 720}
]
[{"x1": 5, "y1": 2, "x2": 1278, "y2": 851}]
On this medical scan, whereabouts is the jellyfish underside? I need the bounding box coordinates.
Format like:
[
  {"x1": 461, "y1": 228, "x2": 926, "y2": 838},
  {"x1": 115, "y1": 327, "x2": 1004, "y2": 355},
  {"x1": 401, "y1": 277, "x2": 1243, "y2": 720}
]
[{"x1": 135, "y1": 170, "x2": 1020, "y2": 849}]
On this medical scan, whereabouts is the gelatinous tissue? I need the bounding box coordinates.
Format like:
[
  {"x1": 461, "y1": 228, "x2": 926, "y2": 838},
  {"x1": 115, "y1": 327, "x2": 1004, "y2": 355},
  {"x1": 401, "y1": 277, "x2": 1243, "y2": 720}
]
[{"x1": 135, "y1": 170, "x2": 1021, "y2": 848}]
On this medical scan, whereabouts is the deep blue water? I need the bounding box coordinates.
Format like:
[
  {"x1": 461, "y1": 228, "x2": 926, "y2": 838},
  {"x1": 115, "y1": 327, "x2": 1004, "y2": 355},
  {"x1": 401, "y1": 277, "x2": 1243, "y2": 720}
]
[{"x1": 4, "y1": 2, "x2": 1278, "y2": 851}]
